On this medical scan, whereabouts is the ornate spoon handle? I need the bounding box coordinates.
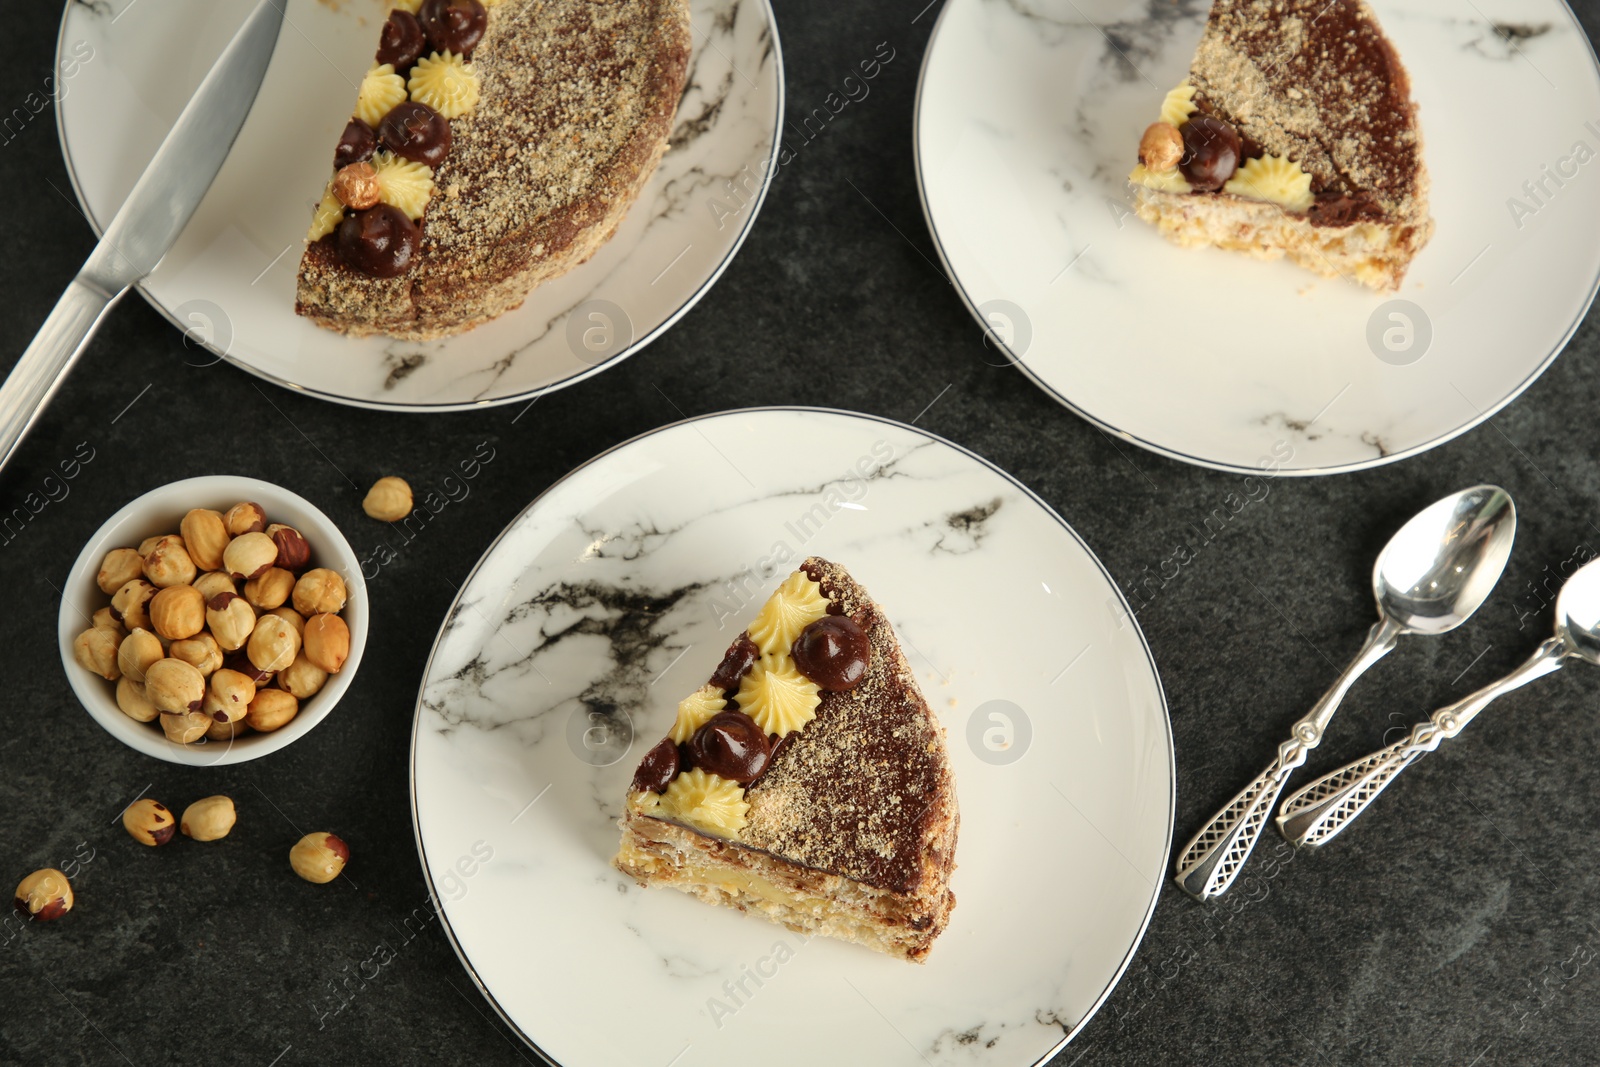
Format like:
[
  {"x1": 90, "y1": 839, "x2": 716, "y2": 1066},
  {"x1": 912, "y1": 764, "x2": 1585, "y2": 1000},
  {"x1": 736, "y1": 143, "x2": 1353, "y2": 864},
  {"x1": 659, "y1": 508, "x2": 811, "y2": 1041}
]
[
  {"x1": 1174, "y1": 617, "x2": 1404, "y2": 900},
  {"x1": 1276, "y1": 637, "x2": 1568, "y2": 848}
]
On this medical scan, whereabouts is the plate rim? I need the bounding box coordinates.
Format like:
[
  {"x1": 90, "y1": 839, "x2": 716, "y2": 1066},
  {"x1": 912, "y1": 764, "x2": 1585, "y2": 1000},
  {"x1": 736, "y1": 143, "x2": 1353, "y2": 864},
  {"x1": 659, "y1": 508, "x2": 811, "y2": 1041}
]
[
  {"x1": 405, "y1": 404, "x2": 1176, "y2": 1066},
  {"x1": 910, "y1": 0, "x2": 1600, "y2": 477},
  {"x1": 52, "y1": 0, "x2": 787, "y2": 413}
]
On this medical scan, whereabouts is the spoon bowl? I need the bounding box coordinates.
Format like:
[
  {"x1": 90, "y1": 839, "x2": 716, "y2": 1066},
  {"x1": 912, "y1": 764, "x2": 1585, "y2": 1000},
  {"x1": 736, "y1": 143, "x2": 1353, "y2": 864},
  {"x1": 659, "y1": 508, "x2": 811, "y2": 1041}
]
[
  {"x1": 1556, "y1": 557, "x2": 1600, "y2": 664},
  {"x1": 1374, "y1": 485, "x2": 1517, "y2": 635}
]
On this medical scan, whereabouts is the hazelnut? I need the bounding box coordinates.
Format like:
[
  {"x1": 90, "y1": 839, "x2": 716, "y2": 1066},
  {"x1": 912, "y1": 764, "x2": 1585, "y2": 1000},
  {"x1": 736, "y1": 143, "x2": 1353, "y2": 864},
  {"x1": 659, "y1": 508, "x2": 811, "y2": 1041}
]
[
  {"x1": 143, "y1": 536, "x2": 198, "y2": 588},
  {"x1": 209, "y1": 668, "x2": 257, "y2": 720},
  {"x1": 333, "y1": 161, "x2": 381, "y2": 210},
  {"x1": 180, "y1": 508, "x2": 231, "y2": 572},
  {"x1": 246, "y1": 688, "x2": 299, "y2": 732},
  {"x1": 180, "y1": 795, "x2": 236, "y2": 841},
  {"x1": 304, "y1": 613, "x2": 351, "y2": 674},
  {"x1": 289, "y1": 832, "x2": 349, "y2": 883},
  {"x1": 14, "y1": 868, "x2": 73, "y2": 921},
  {"x1": 193, "y1": 570, "x2": 237, "y2": 603},
  {"x1": 243, "y1": 567, "x2": 295, "y2": 611},
  {"x1": 267, "y1": 524, "x2": 312, "y2": 572},
  {"x1": 160, "y1": 709, "x2": 211, "y2": 744},
  {"x1": 122, "y1": 798, "x2": 177, "y2": 846},
  {"x1": 115, "y1": 677, "x2": 160, "y2": 722},
  {"x1": 96, "y1": 548, "x2": 144, "y2": 595},
  {"x1": 269, "y1": 606, "x2": 306, "y2": 636},
  {"x1": 247, "y1": 614, "x2": 301, "y2": 673},
  {"x1": 150, "y1": 584, "x2": 206, "y2": 640},
  {"x1": 170, "y1": 633, "x2": 223, "y2": 677},
  {"x1": 110, "y1": 579, "x2": 157, "y2": 631},
  {"x1": 116, "y1": 627, "x2": 164, "y2": 683},
  {"x1": 292, "y1": 568, "x2": 348, "y2": 617},
  {"x1": 145, "y1": 657, "x2": 206, "y2": 714},
  {"x1": 92, "y1": 606, "x2": 125, "y2": 634},
  {"x1": 204, "y1": 714, "x2": 251, "y2": 742},
  {"x1": 278, "y1": 653, "x2": 328, "y2": 699},
  {"x1": 73, "y1": 627, "x2": 122, "y2": 680},
  {"x1": 206, "y1": 592, "x2": 257, "y2": 651},
  {"x1": 223, "y1": 531, "x2": 278, "y2": 581},
  {"x1": 137, "y1": 534, "x2": 171, "y2": 556},
  {"x1": 362, "y1": 476, "x2": 413, "y2": 522},
  {"x1": 1139, "y1": 121, "x2": 1184, "y2": 172},
  {"x1": 223, "y1": 501, "x2": 267, "y2": 536},
  {"x1": 223, "y1": 651, "x2": 274, "y2": 686}
]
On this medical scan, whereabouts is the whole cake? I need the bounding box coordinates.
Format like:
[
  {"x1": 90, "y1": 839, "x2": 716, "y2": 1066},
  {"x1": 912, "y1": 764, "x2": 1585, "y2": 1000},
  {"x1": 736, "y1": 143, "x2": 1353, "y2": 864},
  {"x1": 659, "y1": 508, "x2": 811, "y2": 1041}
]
[
  {"x1": 1128, "y1": 0, "x2": 1432, "y2": 290},
  {"x1": 296, "y1": 0, "x2": 691, "y2": 338},
  {"x1": 614, "y1": 558, "x2": 959, "y2": 962}
]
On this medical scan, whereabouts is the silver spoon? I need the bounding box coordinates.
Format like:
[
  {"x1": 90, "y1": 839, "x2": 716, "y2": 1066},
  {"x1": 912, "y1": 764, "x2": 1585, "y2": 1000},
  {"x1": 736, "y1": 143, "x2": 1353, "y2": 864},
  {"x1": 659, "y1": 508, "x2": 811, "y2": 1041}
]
[
  {"x1": 1277, "y1": 554, "x2": 1600, "y2": 848},
  {"x1": 1173, "y1": 485, "x2": 1517, "y2": 901}
]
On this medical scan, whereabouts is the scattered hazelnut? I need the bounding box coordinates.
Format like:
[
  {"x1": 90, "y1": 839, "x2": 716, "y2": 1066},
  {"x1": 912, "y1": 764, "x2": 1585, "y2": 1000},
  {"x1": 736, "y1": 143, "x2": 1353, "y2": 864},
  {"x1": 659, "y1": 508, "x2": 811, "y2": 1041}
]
[
  {"x1": 73, "y1": 627, "x2": 122, "y2": 680},
  {"x1": 269, "y1": 606, "x2": 306, "y2": 637},
  {"x1": 111, "y1": 579, "x2": 158, "y2": 631},
  {"x1": 92, "y1": 606, "x2": 125, "y2": 634},
  {"x1": 115, "y1": 677, "x2": 160, "y2": 722},
  {"x1": 289, "y1": 832, "x2": 348, "y2": 883},
  {"x1": 149, "y1": 584, "x2": 206, "y2": 640},
  {"x1": 143, "y1": 536, "x2": 198, "y2": 588},
  {"x1": 209, "y1": 668, "x2": 257, "y2": 720},
  {"x1": 278, "y1": 653, "x2": 328, "y2": 699},
  {"x1": 223, "y1": 502, "x2": 267, "y2": 536},
  {"x1": 206, "y1": 592, "x2": 257, "y2": 651},
  {"x1": 180, "y1": 796, "x2": 236, "y2": 841},
  {"x1": 14, "y1": 868, "x2": 73, "y2": 921},
  {"x1": 333, "y1": 161, "x2": 381, "y2": 210},
  {"x1": 247, "y1": 614, "x2": 301, "y2": 673},
  {"x1": 116, "y1": 627, "x2": 164, "y2": 683},
  {"x1": 223, "y1": 531, "x2": 278, "y2": 581},
  {"x1": 304, "y1": 613, "x2": 351, "y2": 674},
  {"x1": 122, "y1": 798, "x2": 176, "y2": 846},
  {"x1": 180, "y1": 508, "x2": 231, "y2": 572},
  {"x1": 169, "y1": 633, "x2": 223, "y2": 677},
  {"x1": 96, "y1": 548, "x2": 144, "y2": 595},
  {"x1": 243, "y1": 567, "x2": 295, "y2": 611},
  {"x1": 292, "y1": 568, "x2": 348, "y2": 617},
  {"x1": 246, "y1": 688, "x2": 299, "y2": 732},
  {"x1": 160, "y1": 709, "x2": 211, "y2": 744},
  {"x1": 362, "y1": 476, "x2": 413, "y2": 522},
  {"x1": 145, "y1": 657, "x2": 205, "y2": 714},
  {"x1": 193, "y1": 570, "x2": 237, "y2": 604},
  {"x1": 204, "y1": 715, "x2": 251, "y2": 742},
  {"x1": 267, "y1": 524, "x2": 312, "y2": 572},
  {"x1": 1139, "y1": 121, "x2": 1185, "y2": 173}
]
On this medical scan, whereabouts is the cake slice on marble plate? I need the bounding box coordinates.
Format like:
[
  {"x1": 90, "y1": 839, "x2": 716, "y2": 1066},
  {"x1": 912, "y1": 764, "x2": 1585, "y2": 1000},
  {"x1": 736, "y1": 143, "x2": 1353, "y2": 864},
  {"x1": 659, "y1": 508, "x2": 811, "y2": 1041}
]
[
  {"x1": 1128, "y1": 0, "x2": 1433, "y2": 290},
  {"x1": 614, "y1": 557, "x2": 959, "y2": 963}
]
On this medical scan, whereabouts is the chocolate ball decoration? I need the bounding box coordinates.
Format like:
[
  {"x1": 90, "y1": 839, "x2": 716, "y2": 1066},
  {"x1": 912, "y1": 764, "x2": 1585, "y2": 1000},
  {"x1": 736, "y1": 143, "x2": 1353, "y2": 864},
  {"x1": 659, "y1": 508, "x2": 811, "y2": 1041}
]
[
  {"x1": 380, "y1": 101, "x2": 453, "y2": 168},
  {"x1": 687, "y1": 711, "x2": 772, "y2": 784},
  {"x1": 334, "y1": 119, "x2": 377, "y2": 169},
  {"x1": 630, "y1": 737, "x2": 680, "y2": 794},
  {"x1": 709, "y1": 635, "x2": 759, "y2": 692},
  {"x1": 376, "y1": 9, "x2": 427, "y2": 72},
  {"x1": 1179, "y1": 115, "x2": 1242, "y2": 192},
  {"x1": 791, "y1": 616, "x2": 870, "y2": 691},
  {"x1": 419, "y1": 0, "x2": 488, "y2": 58},
  {"x1": 337, "y1": 204, "x2": 420, "y2": 278}
]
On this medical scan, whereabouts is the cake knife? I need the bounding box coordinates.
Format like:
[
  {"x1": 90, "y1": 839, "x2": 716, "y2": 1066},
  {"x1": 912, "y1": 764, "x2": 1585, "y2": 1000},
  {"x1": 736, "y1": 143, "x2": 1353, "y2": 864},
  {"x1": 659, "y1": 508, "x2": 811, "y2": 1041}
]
[{"x1": 0, "y1": 0, "x2": 285, "y2": 473}]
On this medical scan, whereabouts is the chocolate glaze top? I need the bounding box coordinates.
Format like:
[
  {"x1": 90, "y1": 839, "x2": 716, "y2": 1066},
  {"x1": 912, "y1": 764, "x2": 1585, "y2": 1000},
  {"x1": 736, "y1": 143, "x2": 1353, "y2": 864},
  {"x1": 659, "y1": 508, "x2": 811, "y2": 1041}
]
[{"x1": 1189, "y1": 0, "x2": 1425, "y2": 226}]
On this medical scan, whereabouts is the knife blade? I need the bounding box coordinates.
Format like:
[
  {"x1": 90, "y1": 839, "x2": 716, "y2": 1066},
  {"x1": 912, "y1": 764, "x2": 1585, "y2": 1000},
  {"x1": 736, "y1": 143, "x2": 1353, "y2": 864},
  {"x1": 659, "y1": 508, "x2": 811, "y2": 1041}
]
[{"x1": 0, "y1": 0, "x2": 285, "y2": 472}]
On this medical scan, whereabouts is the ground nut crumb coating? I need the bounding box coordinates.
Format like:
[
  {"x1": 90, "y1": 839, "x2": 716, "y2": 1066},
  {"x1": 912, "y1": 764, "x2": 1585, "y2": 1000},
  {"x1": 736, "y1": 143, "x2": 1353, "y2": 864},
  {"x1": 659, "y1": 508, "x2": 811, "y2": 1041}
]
[{"x1": 295, "y1": 0, "x2": 691, "y2": 338}]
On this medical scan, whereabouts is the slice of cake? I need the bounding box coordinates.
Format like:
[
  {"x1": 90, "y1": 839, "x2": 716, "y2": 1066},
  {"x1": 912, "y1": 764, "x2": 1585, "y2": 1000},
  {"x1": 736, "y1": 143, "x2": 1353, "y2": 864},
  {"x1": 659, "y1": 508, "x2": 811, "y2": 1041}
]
[
  {"x1": 295, "y1": 0, "x2": 690, "y2": 338},
  {"x1": 1128, "y1": 0, "x2": 1432, "y2": 290},
  {"x1": 614, "y1": 558, "x2": 959, "y2": 962}
]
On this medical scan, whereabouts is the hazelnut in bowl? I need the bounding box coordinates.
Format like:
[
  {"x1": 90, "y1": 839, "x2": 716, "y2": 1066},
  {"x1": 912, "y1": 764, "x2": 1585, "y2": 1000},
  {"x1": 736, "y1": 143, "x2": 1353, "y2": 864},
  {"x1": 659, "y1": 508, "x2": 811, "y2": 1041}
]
[{"x1": 58, "y1": 476, "x2": 368, "y2": 765}]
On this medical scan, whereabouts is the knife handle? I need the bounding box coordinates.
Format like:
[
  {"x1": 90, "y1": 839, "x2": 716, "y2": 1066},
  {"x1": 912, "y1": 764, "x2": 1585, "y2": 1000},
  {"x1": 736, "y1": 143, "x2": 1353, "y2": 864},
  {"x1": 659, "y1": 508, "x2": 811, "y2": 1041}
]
[{"x1": 0, "y1": 277, "x2": 123, "y2": 472}]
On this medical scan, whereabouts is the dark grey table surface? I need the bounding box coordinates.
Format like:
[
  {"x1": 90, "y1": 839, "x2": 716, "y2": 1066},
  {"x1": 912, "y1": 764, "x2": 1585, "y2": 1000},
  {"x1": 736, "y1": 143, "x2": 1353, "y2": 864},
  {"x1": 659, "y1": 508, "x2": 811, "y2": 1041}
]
[{"x1": 5, "y1": 1, "x2": 1600, "y2": 1064}]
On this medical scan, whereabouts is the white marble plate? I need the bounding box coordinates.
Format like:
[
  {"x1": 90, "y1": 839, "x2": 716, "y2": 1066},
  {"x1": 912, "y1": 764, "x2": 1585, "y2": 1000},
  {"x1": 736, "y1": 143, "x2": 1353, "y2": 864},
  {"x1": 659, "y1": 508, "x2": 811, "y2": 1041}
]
[
  {"x1": 915, "y1": 0, "x2": 1600, "y2": 473},
  {"x1": 54, "y1": 0, "x2": 781, "y2": 410},
  {"x1": 410, "y1": 408, "x2": 1172, "y2": 1065}
]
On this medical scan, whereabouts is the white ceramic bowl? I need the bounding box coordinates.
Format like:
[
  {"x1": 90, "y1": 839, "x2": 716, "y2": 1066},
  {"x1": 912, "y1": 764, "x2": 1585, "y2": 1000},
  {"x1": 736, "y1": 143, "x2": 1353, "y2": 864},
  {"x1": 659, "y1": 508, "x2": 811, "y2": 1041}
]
[{"x1": 59, "y1": 476, "x2": 368, "y2": 765}]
